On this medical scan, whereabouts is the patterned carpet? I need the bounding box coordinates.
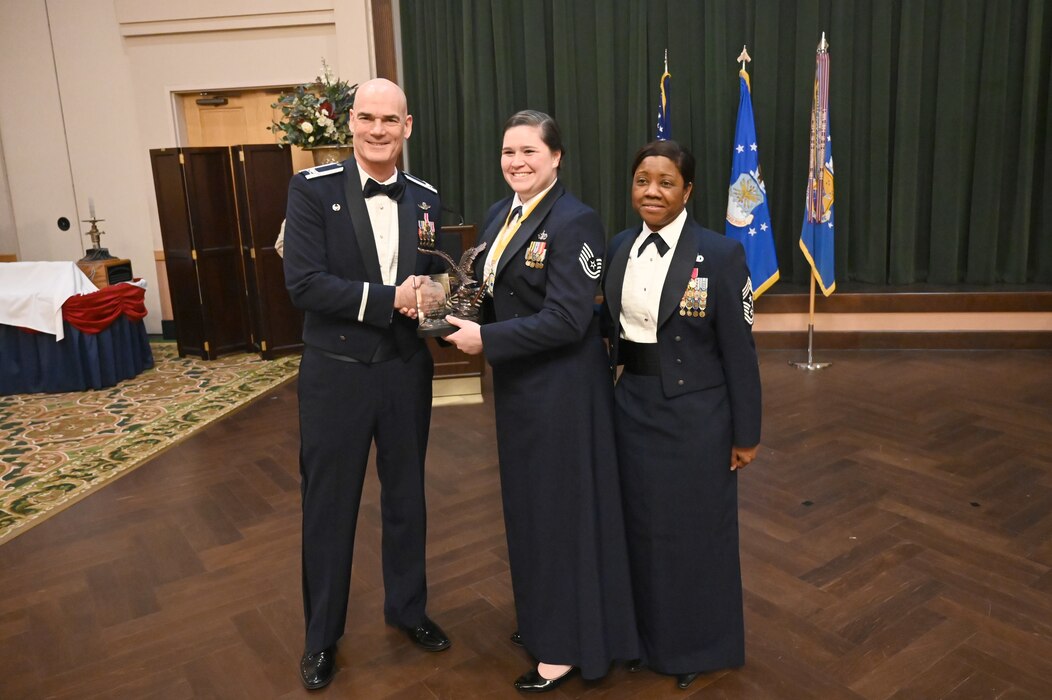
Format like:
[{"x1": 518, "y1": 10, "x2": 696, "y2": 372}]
[{"x1": 0, "y1": 343, "x2": 300, "y2": 544}]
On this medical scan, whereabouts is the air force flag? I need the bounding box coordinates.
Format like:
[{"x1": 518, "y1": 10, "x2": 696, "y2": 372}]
[{"x1": 726, "y1": 68, "x2": 779, "y2": 297}]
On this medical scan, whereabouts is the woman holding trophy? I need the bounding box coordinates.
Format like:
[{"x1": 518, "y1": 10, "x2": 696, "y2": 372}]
[{"x1": 445, "y1": 110, "x2": 637, "y2": 691}]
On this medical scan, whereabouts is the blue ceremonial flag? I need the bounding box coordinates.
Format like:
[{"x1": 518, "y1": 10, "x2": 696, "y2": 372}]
[
  {"x1": 726, "y1": 66, "x2": 779, "y2": 298},
  {"x1": 799, "y1": 34, "x2": 835, "y2": 296},
  {"x1": 656, "y1": 51, "x2": 671, "y2": 140}
]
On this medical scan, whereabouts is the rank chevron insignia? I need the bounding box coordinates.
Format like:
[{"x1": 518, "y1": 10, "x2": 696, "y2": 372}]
[{"x1": 579, "y1": 243, "x2": 601, "y2": 279}]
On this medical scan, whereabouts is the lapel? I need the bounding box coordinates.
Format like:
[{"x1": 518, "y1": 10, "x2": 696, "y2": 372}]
[
  {"x1": 494, "y1": 181, "x2": 564, "y2": 281},
  {"x1": 605, "y1": 229, "x2": 638, "y2": 372},
  {"x1": 657, "y1": 218, "x2": 700, "y2": 327},
  {"x1": 604, "y1": 227, "x2": 638, "y2": 339},
  {"x1": 342, "y1": 161, "x2": 383, "y2": 284},
  {"x1": 395, "y1": 173, "x2": 417, "y2": 282},
  {"x1": 479, "y1": 196, "x2": 511, "y2": 253},
  {"x1": 477, "y1": 196, "x2": 513, "y2": 276}
]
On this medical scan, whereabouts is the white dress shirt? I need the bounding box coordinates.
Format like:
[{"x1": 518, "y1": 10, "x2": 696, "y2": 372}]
[
  {"x1": 355, "y1": 161, "x2": 401, "y2": 322},
  {"x1": 620, "y1": 207, "x2": 687, "y2": 343},
  {"x1": 357, "y1": 162, "x2": 400, "y2": 285}
]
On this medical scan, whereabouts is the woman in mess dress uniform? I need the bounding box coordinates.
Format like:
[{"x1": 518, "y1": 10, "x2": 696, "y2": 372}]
[
  {"x1": 602, "y1": 139, "x2": 762, "y2": 691},
  {"x1": 446, "y1": 110, "x2": 638, "y2": 692}
]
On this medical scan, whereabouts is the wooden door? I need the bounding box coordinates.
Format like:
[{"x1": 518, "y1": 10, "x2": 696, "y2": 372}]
[
  {"x1": 179, "y1": 91, "x2": 313, "y2": 172},
  {"x1": 232, "y1": 144, "x2": 303, "y2": 358}
]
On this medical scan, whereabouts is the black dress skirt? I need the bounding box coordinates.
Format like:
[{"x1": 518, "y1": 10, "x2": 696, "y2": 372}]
[
  {"x1": 493, "y1": 335, "x2": 640, "y2": 679},
  {"x1": 614, "y1": 372, "x2": 745, "y2": 674}
]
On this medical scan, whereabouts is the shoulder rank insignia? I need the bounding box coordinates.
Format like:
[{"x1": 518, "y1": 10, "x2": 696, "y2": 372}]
[
  {"x1": 404, "y1": 172, "x2": 438, "y2": 193},
  {"x1": 742, "y1": 277, "x2": 755, "y2": 325},
  {"x1": 579, "y1": 242, "x2": 602, "y2": 280},
  {"x1": 304, "y1": 163, "x2": 345, "y2": 180}
]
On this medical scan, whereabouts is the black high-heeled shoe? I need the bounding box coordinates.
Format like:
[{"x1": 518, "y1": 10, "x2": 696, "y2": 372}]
[
  {"x1": 677, "y1": 671, "x2": 700, "y2": 689},
  {"x1": 513, "y1": 666, "x2": 578, "y2": 693}
]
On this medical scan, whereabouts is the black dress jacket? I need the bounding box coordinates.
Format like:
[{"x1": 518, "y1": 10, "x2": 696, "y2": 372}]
[{"x1": 603, "y1": 216, "x2": 762, "y2": 448}]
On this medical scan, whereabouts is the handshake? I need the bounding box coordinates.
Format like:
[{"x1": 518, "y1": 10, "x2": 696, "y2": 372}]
[{"x1": 394, "y1": 275, "x2": 434, "y2": 319}]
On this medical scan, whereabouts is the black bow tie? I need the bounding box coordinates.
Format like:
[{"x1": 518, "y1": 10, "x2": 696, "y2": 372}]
[
  {"x1": 505, "y1": 205, "x2": 523, "y2": 227},
  {"x1": 363, "y1": 177, "x2": 405, "y2": 202},
  {"x1": 637, "y1": 232, "x2": 670, "y2": 257}
]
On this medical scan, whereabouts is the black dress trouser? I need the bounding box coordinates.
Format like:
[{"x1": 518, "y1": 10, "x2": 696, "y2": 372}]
[{"x1": 298, "y1": 346, "x2": 433, "y2": 653}]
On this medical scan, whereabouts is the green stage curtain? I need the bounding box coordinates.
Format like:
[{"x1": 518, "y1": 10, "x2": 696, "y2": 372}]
[{"x1": 401, "y1": 0, "x2": 1052, "y2": 286}]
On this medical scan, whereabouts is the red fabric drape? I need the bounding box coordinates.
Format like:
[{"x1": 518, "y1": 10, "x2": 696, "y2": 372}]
[{"x1": 60, "y1": 282, "x2": 148, "y2": 334}]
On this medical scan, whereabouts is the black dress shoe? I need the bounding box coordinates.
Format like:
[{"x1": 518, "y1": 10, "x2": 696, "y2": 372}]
[
  {"x1": 403, "y1": 616, "x2": 451, "y2": 652},
  {"x1": 677, "y1": 671, "x2": 700, "y2": 689},
  {"x1": 513, "y1": 666, "x2": 577, "y2": 693},
  {"x1": 510, "y1": 630, "x2": 524, "y2": 646},
  {"x1": 300, "y1": 646, "x2": 336, "y2": 690},
  {"x1": 626, "y1": 658, "x2": 643, "y2": 672}
]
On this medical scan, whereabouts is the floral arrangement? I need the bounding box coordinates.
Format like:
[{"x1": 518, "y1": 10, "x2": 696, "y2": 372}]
[{"x1": 270, "y1": 59, "x2": 357, "y2": 148}]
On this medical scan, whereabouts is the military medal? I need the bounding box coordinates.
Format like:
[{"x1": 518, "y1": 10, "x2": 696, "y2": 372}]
[
  {"x1": 696, "y1": 274, "x2": 709, "y2": 317},
  {"x1": 417, "y1": 212, "x2": 436, "y2": 249},
  {"x1": 679, "y1": 268, "x2": 709, "y2": 317},
  {"x1": 524, "y1": 239, "x2": 547, "y2": 268}
]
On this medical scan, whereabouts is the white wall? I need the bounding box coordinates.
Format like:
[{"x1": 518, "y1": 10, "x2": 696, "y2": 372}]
[
  {"x1": 0, "y1": 0, "x2": 82, "y2": 263},
  {"x1": 0, "y1": 135, "x2": 18, "y2": 258},
  {"x1": 0, "y1": 0, "x2": 375, "y2": 333},
  {"x1": 47, "y1": 0, "x2": 158, "y2": 320}
]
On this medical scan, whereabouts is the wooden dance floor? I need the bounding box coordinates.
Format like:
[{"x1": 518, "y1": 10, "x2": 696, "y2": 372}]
[{"x1": 1, "y1": 349, "x2": 1051, "y2": 698}]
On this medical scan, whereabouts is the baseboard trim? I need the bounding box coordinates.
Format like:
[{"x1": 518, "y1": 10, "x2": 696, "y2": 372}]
[
  {"x1": 756, "y1": 331, "x2": 1052, "y2": 350},
  {"x1": 755, "y1": 291, "x2": 1052, "y2": 314}
]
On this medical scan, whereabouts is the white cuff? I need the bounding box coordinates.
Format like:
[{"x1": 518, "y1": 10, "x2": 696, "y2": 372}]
[{"x1": 357, "y1": 283, "x2": 369, "y2": 322}]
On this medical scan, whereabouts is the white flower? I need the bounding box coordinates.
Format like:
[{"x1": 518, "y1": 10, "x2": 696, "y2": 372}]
[
  {"x1": 300, "y1": 122, "x2": 314, "y2": 134},
  {"x1": 308, "y1": 135, "x2": 315, "y2": 142}
]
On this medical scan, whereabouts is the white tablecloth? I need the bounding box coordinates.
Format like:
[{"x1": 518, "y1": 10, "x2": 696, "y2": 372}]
[{"x1": 0, "y1": 262, "x2": 98, "y2": 340}]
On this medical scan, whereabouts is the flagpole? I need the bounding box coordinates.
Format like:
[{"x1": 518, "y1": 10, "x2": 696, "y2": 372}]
[
  {"x1": 792, "y1": 32, "x2": 832, "y2": 371},
  {"x1": 791, "y1": 270, "x2": 831, "y2": 370}
]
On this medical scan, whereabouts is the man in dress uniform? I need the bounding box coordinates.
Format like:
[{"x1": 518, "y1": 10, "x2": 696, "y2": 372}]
[{"x1": 283, "y1": 78, "x2": 450, "y2": 690}]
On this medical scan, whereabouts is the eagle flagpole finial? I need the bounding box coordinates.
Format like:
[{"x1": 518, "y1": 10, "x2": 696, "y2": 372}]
[{"x1": 737, "y1": 45, "x2": 751, "y2": 71}]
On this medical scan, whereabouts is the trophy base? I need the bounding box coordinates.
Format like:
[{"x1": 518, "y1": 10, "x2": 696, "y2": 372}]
[
  {"x1": 76, "y1": 257, "x2": 132, "y2": 289},
  {"x1": 417, "y1": 320, "x2": 456, "y2": 338},
  {"x1": 81, "y1": 247, "x2": 117, "y2": 261}
]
